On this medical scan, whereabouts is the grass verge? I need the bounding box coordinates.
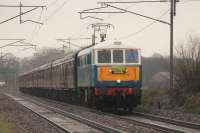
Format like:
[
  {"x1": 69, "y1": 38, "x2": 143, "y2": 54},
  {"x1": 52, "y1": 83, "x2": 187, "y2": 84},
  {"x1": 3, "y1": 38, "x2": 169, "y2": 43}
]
[{"x1": 0, "y1": 113, "x2": 15, "y2": 133}]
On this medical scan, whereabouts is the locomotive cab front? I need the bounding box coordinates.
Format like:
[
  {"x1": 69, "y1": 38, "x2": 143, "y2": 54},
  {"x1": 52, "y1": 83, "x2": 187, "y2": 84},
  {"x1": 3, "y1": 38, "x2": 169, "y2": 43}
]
[{"x1": 93, "y1": 41, "x2": 142, "y2": 111}]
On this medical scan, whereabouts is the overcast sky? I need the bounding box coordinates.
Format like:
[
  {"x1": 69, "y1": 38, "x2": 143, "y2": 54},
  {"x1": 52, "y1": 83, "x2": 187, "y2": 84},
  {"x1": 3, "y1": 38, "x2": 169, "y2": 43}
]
[{"x1": 0, "y1": 0, "x2": 200, "y2": 58}]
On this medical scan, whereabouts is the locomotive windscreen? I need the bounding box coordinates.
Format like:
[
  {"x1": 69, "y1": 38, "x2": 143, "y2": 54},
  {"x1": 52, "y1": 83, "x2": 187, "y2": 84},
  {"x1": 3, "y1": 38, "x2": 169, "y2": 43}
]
[
  {"x1": 97, "y1": 49, "x2": 139, "y2": 64},
  {"x1": 113, "y1": 50, "x2": 123, "y2": 63},
  {"x1": 125, "y1": 49, "x2": 139, "y2": 63},
  {"x1": 97, "y1": 50, "x2": 111, "y2": 63}
]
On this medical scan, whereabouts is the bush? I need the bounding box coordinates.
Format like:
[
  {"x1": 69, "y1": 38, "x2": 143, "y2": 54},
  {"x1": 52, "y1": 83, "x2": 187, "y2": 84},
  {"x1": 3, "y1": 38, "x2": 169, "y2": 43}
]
[
  {"x1": 183, "y1": 93, "x2": 200, "y2": 114},
  {"x1": 174, "y1": 36, "x2": 200, "y2": 96},
  {"x1": 141, "y1": 87, "x2": 170, "y2": 109}
]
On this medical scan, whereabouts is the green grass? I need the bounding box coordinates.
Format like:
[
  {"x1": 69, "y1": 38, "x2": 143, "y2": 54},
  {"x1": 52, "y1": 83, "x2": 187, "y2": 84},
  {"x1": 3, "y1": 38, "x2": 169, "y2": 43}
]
[{"x1": 0, "y1": 114, "x2": 15, "y2": 133}]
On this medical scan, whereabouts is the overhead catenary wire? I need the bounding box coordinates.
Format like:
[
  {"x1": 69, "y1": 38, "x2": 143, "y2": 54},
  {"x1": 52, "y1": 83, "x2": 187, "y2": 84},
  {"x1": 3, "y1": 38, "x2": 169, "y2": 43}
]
[
  {"x1": 46, "y1": 0, "x2": 71, "y2": 22},
  {"x1": 181, "y1": 0, "x2": 200, "y2": 2},
  {"x1": 0, "y1": 7, "x2": 39, "y2": 25},
  {"x1": 76, "y1": 0, "x2": 125, "y2": 39},
  {"x1": 77, "y1": 0, "x2": 128, "y2": 42},
  {"x1": 48, "y1": 0, "x2": 60, "y2": 7},
  {"x1": 78, "y1": 0, "x2": 170, "y2": 40},
  {"x1": 0, "y1": 40, "x2": 37, "y2": 49},
  {"x1": 0, "y1": 3, "x2": 46, "y2": 25},
  {"x1": 119, "y1": 8, "x2": 170, "y2": 39},
  {"x1": 0, "y1": 40, "x2": 23, "y2": 49},
  {"x1": 105, "y1": 4, "x2": 170, "y2": 25},
  {"x1": 98, "y1": 0, "x2": 171, "y2": 4},
  {"x1": 105, "y1": 2, "x2": 136, "y2": 20},
  {"x1": 28, "y1": 7, "x2": 45, "y2": 42}
]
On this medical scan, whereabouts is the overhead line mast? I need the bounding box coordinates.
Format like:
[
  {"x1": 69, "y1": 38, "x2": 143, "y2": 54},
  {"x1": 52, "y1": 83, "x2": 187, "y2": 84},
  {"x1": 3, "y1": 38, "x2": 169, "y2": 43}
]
[
  {"x1": 0, "y1": 2, "x2": 46, "y2": 25},
  {"x1": 0, "y1": 39, "x2": 37, "y2": 63}
]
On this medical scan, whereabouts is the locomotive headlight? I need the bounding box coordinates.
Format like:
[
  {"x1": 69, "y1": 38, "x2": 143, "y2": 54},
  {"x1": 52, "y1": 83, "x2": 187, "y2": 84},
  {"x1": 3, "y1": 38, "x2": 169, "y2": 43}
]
[{"x1": 116, "y1": 79, "x2": 121, "y2": 83}]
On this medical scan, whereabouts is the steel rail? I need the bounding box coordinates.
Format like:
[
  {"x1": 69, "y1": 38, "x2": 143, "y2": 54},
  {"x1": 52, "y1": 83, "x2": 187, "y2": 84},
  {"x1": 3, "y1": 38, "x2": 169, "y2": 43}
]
[
  {"x1": 4, "y1": 93, "x2": 72, "y2": 133},
  {"x1": 119, "y1": 116, "x2": 185, "y2": 133},
  {"x1": 15, "y1": 94, "x2": 124, "y2": 133},
  {"x1": 132, "y1": 111, "x2": 200, "y2": 130},
  {"x1": 17, "y1": 93, "x2": 200, "y2": 133}
]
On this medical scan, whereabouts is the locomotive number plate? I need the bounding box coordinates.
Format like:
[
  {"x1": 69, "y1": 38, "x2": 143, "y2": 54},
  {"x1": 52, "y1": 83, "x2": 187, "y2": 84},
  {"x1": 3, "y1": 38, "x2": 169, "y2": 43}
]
[{"x1": 111, "y1": 66, "x2": 126, "y2": 74}]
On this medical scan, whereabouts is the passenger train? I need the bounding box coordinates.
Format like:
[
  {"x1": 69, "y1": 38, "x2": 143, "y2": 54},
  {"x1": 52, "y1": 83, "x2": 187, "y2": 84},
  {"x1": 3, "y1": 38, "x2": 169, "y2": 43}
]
[{"x1": 18, "y1": 40, "x2": 142, "y2": 111}]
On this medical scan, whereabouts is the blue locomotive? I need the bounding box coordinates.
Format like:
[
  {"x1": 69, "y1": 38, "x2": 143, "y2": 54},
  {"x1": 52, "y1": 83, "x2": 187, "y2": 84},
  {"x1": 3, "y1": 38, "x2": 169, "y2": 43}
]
[{"x1": 18, "y1": 40, "x2": 142, "y2": 111}]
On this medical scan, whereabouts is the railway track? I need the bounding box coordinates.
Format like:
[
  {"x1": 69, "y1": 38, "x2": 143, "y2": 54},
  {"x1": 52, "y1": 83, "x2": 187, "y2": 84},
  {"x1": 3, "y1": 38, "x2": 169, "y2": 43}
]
[
  {"x1": 51, "y1": 99, "x2": 200, "y2": 133},
  {"x1": 7, "y1": 92, "x2": 200, "y2": 133},
  {"x1": 5, "y1": 93, "x2": 75, "y2": 133},
  {"x1": 119, "y1": 114, "x2": 200, "y2": 133},
  {"x1": 131, "y1": 111, "x2": 200, "y2": 130},
  {"x1": 5, "y1": 93, "x2": 124, "y2": 133}
]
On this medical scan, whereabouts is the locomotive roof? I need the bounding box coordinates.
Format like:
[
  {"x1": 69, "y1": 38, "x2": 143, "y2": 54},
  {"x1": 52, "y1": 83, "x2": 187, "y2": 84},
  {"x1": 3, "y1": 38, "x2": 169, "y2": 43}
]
[
  {"x1": 93, "y1": 40, "x2": 139, "y2": 49},
  {"x1": 78, "y1": 40, "x2": 140, "y2": 56}
]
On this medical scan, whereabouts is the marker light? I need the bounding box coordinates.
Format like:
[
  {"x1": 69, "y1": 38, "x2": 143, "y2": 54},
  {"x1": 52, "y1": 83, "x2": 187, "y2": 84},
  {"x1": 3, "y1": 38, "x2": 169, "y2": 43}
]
[{"x1": 116, "y1": 79, "x2": 121, "y2": 83}]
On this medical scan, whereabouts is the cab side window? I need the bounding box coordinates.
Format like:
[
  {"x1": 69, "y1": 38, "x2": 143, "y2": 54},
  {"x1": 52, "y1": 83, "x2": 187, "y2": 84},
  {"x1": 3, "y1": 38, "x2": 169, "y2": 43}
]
[
  {"x1": 87, "y1": 53, "x2": 91, "y2": 65},
  {"x1": 78, "y1": 53, "x2": 91, "y2": 67},
  {"x1": 125, "y1": 50, "x2": 139, "y2": 63}
]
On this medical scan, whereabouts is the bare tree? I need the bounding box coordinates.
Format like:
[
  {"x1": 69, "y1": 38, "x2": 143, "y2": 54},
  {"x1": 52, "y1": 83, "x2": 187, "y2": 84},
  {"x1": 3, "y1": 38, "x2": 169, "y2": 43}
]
[
  {"x1": 173, "y1": 36, "x2": 200, "y2": 105},
  {"x1": 0, "y1": 53, "x2": 20, "y2": 88},
  {"x1": 20, "y1": 47, "x2": 74, "y2": 72}
]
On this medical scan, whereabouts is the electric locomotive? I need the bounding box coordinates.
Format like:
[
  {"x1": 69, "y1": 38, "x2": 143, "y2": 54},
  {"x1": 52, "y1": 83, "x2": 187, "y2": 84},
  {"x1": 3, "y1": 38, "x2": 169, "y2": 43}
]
[{"x1": 18, "y1": 40, "x2": 142, "y2": 111}]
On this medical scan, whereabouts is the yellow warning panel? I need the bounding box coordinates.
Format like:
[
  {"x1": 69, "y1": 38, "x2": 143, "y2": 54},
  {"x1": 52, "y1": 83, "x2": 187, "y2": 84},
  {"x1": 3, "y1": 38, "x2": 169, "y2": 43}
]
[{"x1": 97, "y1": 66, "x2": 139, "y2": 81}]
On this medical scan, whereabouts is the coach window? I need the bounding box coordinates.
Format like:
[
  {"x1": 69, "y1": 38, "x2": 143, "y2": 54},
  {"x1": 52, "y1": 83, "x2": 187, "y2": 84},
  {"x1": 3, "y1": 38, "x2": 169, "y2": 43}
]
[
  {"x1": 125, "y1": 49, "x2": 139, "y2": 63},
  {"x1": 84, "y1": 56, "x2": 87, "y2": 65},
  {"x1": 77, "y1": 58, "x2": 80, "y2": 66},
  {"x1": 98, "y1": 50, "x2": 111, "y2": 63},
  {"x1": 79, "y1": 56, "x2": 84, "y2": 66},
  {"x1": 81, "y1": 56, "x2": 84, "y2": 66},
  {"x1": 113, "y1": 50, "x2": 123, "y2": 63},
  {"x1": 87, "y1": 54, "x2": 91, "y2": 64}
]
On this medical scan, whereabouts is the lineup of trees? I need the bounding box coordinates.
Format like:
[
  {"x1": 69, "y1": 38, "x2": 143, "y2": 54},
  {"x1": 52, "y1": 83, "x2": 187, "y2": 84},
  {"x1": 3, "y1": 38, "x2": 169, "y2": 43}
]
[
  {"x1": 20, "y1": 48, "x2": 73, "y2": 72},
  {"x1": 0, "y1": 53, "x2": 20, "y2": 88},
  {"x1": 142, "y1": 53, "x2": 169, "y2": 85}
]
